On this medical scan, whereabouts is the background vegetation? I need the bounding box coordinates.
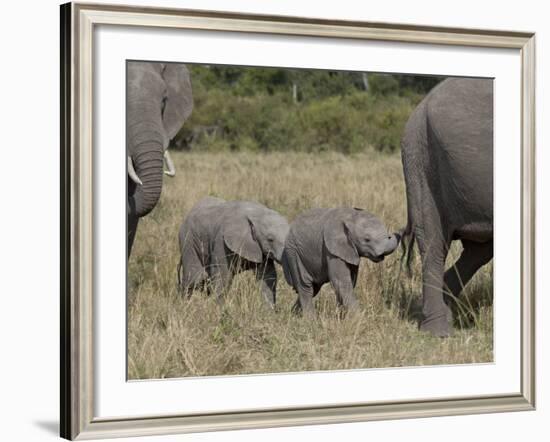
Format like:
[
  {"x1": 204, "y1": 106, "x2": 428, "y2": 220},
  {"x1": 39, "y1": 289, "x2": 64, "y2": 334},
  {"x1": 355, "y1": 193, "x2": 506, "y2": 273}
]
[
  {"x1": 173, "y1": 66, "x2": 443, "y2": 154},
  {"x1": 128, "y1": 67, "x2": 492, "y2": 379}
]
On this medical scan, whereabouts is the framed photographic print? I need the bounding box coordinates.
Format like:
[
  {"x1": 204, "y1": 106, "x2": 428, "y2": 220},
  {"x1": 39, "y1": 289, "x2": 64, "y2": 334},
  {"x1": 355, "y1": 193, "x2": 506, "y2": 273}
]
[{"x1": 60, "y1": 2, "x2": 535, "y2": 440}]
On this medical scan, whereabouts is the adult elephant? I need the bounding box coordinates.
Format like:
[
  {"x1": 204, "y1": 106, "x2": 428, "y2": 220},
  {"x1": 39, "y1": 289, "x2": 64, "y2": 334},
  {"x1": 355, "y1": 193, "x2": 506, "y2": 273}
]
[
  {"x1": 127, "y1": 61, "x2": 193, "y2": 257},
  {"x1": 401, "y1": 77, "x2": 493, "y2": 337}
]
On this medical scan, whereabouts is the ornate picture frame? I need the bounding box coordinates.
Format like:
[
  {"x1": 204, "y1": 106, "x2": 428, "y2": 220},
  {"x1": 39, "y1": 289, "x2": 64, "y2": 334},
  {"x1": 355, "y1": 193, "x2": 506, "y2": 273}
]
[{"x1": 60, "y1": 2, "x2": 535, "y2": 439}]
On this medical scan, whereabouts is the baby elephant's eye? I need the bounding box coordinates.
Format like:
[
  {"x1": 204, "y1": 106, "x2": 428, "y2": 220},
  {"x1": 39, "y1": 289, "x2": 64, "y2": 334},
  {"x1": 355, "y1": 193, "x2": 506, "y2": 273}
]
[{"x1": 364, "y1": 237, "x2": 371, "y2": 243}]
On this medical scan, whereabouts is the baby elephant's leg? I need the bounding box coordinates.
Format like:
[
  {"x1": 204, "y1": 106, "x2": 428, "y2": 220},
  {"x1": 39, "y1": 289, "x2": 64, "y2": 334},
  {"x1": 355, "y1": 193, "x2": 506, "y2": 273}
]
[
  {"x1": 179, "y1": 251, "x2": 208, "y2": 296},
  {"x1": 208, "y1": 259, "x2": 234, "y2": 304},
  {"x1": 291, "y1": 284, "x2": 316, "y2": 317},
  {"x1": 327, "y1": 255, "x2": 359, "y2": 313},
  {"x1": 284, "y1": 248, "x2": 316, "y2": 317},
  {"x1": 255, "y1": 259, "x2": 277, "y2": 307}
]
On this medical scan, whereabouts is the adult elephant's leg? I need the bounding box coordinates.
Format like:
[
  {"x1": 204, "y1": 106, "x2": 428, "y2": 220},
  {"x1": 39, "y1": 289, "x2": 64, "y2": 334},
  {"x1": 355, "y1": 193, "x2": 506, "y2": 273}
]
[
  {"x1": 417, "y1": 227, "x2": 452, "y2": 337},
  {"x1": 255, "y1": 259, "x2": 277, "y2": 307},
  {"x1": 127, "y1": 179, "x2": 141, "y2": 258},
  {"x1": 444, "y1": 240, "x2": 493, "y2": 302},
  {"x1": 127, "y1": 214, "x2": 139, "y2": 258}
]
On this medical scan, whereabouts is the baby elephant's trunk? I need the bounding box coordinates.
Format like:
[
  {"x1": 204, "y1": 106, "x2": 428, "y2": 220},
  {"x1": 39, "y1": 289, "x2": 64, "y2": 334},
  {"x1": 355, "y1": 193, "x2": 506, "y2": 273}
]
[{"x1": 383, "y1": 233, "x2": 401, "y2": 256}]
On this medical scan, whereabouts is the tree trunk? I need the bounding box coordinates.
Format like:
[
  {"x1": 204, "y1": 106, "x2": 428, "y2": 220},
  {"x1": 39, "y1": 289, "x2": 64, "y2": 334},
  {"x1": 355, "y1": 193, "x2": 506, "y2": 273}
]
[{"x1": 362, "y1": 73, "x2": 369, "y2": 91}]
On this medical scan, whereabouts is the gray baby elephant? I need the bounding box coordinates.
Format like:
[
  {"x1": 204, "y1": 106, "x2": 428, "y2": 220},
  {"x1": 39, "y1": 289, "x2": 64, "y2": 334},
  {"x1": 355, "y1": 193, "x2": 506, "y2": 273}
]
[
  {"x1": 282, "y1": 207, "x2": 400, "y2": 316},
  {"x1": 178, "y1": 197, "x2": 289, "y2": 305}
]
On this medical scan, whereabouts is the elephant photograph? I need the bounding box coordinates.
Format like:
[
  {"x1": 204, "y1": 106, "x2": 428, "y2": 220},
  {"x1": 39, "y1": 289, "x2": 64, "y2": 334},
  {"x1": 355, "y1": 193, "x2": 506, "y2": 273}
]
[{"x1": 127, "y1": 62, "x2": 494, "y2": 379}]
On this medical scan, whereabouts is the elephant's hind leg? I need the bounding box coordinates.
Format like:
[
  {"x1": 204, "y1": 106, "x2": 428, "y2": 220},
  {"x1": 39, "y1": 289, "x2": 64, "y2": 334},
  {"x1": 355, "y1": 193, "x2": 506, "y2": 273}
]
[
  {"x1": 180, "y1": 252, "x2": 208, "y2": 296},
  {"x1": 283, "y1": 248, "x2": 316, "y2": 317},
  {"x1": 417, "y1": 229, "x2": 452, "y2": 337},
  {"x1": 291, "y1": 284, "x2": 316, "y2": 317},
  {"x1": 444, "y1": 240, "x2": 493, "y2": 303}
]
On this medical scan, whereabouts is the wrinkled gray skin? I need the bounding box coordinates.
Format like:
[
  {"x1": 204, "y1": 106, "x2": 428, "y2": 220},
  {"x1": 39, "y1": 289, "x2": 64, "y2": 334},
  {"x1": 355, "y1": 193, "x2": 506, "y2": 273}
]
[
  {"x1": 401, "y1": 77, "x2": 493, "y2": 337},
  {"x1": 127, "y1": 61, "x2": 193, "y2": 257},
  {"x1": 178, "y1": 197, "x2": 290, "y2": 306},
  {"x1": 282, "y1": 208, "x2": 400, "y2": 316}
]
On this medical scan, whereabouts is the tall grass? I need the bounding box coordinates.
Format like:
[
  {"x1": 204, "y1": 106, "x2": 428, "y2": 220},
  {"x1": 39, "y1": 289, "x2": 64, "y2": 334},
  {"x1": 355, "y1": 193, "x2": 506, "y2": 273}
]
[{"x1": 128, "y1": 151, "x2": 493, "y2": 379}]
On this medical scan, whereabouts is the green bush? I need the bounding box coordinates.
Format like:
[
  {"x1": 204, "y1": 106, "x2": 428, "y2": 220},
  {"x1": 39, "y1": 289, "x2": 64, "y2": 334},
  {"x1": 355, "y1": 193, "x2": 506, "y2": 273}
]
[
  {"x1": 368, "y1": 74, "x2": 399, "y2": 96},
  {"x1": 175, "y1": 66, "x2": 430, "y2": 154}
]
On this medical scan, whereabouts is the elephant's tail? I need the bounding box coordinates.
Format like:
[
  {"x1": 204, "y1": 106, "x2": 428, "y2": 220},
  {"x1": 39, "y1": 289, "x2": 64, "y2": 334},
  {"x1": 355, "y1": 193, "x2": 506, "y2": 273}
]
[
  {"x1": 399, "y1": 98, "x2": 427, "y2": 278},
  {"x1": 399, "y1": 222, "x2": 415, "y2": 278},
  {"x1": 177, "y1": 256, "x2": 183, "y2": 292}
]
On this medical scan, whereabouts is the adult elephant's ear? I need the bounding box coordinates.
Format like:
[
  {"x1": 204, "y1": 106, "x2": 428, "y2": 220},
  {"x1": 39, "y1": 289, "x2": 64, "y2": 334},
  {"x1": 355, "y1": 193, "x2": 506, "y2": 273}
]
[
  {"x1": 222, "y1": 215, "x2": 263, "y2": 264},
  {"x1": 160, "y1": 63, "x2": 194, "y2": 146},
  {"x1": 323, "y1": 216, "x2": 360, "y2": 266}
]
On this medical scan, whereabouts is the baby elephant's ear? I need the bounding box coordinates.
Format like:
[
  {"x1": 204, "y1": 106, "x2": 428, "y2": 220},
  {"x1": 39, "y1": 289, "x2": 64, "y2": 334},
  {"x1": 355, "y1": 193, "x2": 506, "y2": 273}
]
[
  {"x1": 323, "y1": 217, "x2": 360, "y2": 266},
  {"x1": 223, "y1": 215, "x2": 263, "y2": 264}
]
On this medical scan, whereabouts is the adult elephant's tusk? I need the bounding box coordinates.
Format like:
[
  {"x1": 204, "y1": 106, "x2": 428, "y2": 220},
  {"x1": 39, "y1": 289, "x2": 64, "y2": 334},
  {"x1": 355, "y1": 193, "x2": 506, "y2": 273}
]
[
  {"x1": 127, "y1": 156, "x2": 143, "y2": 185},
  {"x1": 163, "y1": 150, "x2": 176, "y2": 177}
]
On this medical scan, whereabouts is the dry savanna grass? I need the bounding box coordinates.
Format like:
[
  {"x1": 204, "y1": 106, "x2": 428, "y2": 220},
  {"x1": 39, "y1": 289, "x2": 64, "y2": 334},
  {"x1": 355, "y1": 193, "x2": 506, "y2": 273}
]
[{"x1": 128, "y1": 151, "x2": 493, "y2": 379}]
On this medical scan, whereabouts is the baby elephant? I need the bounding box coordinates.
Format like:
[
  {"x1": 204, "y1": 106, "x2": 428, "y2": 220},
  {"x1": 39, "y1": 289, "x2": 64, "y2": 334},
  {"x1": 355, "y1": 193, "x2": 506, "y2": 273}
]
[
  {"x1": 282, "y1": 207, "x2": 400, "y2": 316},
  {"x1": 178, "y1": 197, "x2": 289, "y2": 306}
]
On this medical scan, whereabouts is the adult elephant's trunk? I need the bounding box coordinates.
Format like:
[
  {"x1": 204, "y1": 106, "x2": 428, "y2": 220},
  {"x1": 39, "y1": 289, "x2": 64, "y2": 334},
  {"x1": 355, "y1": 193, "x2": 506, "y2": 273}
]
[
  {"x1": 129, "y1": 141, "x2": 164, "y2": 217},
  {"x1": 127, "y1": 106, "x2": 166, "y2": 218}
]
